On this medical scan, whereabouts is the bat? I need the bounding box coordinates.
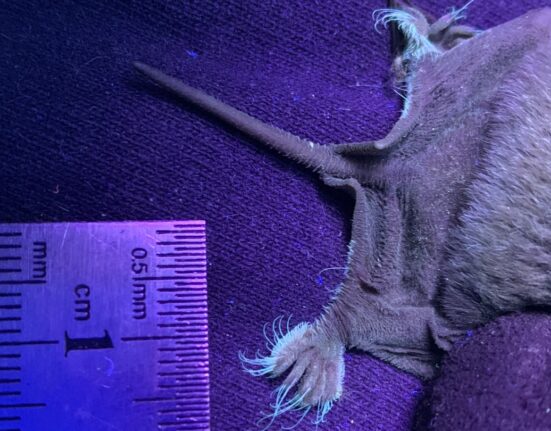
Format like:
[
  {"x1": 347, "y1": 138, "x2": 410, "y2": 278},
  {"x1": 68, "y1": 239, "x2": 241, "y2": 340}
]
[{"x1": 134, "y1": 0, "x2": 551, "y2": 428}]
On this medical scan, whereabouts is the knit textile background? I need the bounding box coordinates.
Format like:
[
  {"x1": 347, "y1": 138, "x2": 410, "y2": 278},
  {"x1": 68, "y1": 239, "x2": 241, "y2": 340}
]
[
  {"x1": 1, "y1": 1, "x2": 551, "y2": 430},
  {"x1": 418, "y1": 313, "x2": 551, "y2": 431}
]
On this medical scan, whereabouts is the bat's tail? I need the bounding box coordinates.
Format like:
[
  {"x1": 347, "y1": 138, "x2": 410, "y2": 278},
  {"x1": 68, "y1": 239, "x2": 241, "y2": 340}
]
[{"x1": 134, "y1": 62, "x2": 353, "y2": 176}]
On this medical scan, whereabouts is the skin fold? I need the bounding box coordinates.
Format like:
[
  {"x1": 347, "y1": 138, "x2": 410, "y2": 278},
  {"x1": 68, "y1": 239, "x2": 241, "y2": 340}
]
[{"x1": 134, "y1": 1, "x2": 551, "y2": 427}]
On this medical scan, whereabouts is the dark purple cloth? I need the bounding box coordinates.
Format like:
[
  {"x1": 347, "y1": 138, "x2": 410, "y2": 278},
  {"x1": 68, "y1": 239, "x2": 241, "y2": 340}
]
[
  {"x1": 422, "y1": 313, "x2": 551, "y2": 431},
  {"x1": 1, "y1": 1, "x2": 550, "y2": 430}
]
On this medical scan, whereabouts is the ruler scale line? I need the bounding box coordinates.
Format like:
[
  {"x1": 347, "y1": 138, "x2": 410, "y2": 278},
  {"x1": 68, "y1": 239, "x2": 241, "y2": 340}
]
[
  {"x1": 158, "y1": 360, "x2": 208, "y2": 365},
  {"x1": 0, "y1": 340, "x2": 58, "y2": 347},
  {"x1": 174, "y1": 281, "x2": 207, "y2": 286},
  {"x1": 173, "y1": 234, "x2": 206, "y2": 239},
  {"x1": 158, "y1": 371, "x2": 209, "y2": 377},
  {"x1": 157, "y1": 241, "x2": 206, "y2": 247},
  {"x1": 0, "y1": 280, "x2": 46, "y2": 285},
  {"x1": 158, "y1": 323, "x2": 207, "y2": 328},
  {"x1": 121, "y1": 335, "x2": 187, "y2": 342},
  {"x1": 157, "y1": 287, "x2": 206, "y2": 294},
  {"x1": 174, "y1": 270, "x2": 207, "y2": 274},
  {"x1": 156, "y1": 230, "x2": 204, "y2": 235},
  {"x1": 0, "y1": 416, "x2": 21, "y2": 421},
  {"x1": 173, "y1": 426, "x2": 209, "y2": 431},
  {"x1": 170, "y1": 258, "x2": 206, "y2": 264},
  {"x1": 158, "y1": 299, "x2": 206, "y2": 305},
  {"x1": 157, "y1": 264, "x2": 205, "y2": 269}
]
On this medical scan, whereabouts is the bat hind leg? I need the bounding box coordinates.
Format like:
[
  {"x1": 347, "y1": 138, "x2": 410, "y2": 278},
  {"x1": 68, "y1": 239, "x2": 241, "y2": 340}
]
[{"x1": 239, "y1": 315, "x2": 345, "y2": 428}]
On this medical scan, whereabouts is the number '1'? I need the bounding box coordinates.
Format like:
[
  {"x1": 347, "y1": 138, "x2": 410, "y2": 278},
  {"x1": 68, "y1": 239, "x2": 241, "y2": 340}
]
[{"x1": 64, "y1": 330, "x2": 114, "y2": 357}]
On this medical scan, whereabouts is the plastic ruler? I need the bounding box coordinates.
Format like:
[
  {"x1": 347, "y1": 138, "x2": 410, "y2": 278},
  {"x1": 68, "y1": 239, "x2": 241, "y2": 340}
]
[{"x1": 0, "y1": 221, "x2": 209, "y2": 431}]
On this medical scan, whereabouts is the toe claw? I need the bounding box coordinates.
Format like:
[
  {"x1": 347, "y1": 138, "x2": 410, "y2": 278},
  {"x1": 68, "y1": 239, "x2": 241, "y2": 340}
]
[{"x1": 240, "y1": 317, "x2": 345, "y2": 428}]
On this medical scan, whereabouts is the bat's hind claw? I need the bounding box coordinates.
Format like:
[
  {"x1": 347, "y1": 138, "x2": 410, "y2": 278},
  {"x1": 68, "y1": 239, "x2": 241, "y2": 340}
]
[{"x1": 239, "y1": 317, "x2": 345, "y2": 428}]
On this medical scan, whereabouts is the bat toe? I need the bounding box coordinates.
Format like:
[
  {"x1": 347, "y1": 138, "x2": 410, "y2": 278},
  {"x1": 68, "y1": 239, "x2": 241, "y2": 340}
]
[{"x1": 239, "y1": 317, "x2": 345, "y2": 428}]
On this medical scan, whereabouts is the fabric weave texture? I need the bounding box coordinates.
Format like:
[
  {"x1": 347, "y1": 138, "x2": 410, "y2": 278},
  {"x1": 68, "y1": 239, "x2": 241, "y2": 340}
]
[{"x1": 1, "y1": 1, "x2": 550, "y2": 430}]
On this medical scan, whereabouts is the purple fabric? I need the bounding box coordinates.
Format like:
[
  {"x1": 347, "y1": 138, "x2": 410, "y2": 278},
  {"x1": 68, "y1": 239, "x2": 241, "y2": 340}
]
[
  {"x1": 421, "y1": 313, "x2": 551, "y2": 431},
  {"x1": 1, "y1": 1, "x2": 550, "y2": 430}
]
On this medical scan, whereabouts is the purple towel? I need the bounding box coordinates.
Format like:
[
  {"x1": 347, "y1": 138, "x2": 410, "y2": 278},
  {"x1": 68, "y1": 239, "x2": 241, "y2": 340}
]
[{"x1": 1, "y1": 1, "x2": 550, "y2": 429}]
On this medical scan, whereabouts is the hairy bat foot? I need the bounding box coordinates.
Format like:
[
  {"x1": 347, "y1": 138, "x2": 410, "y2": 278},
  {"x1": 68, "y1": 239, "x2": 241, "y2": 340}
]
[{"x1": 239, "y1": 316, "x2": 345, "y2": 428}]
